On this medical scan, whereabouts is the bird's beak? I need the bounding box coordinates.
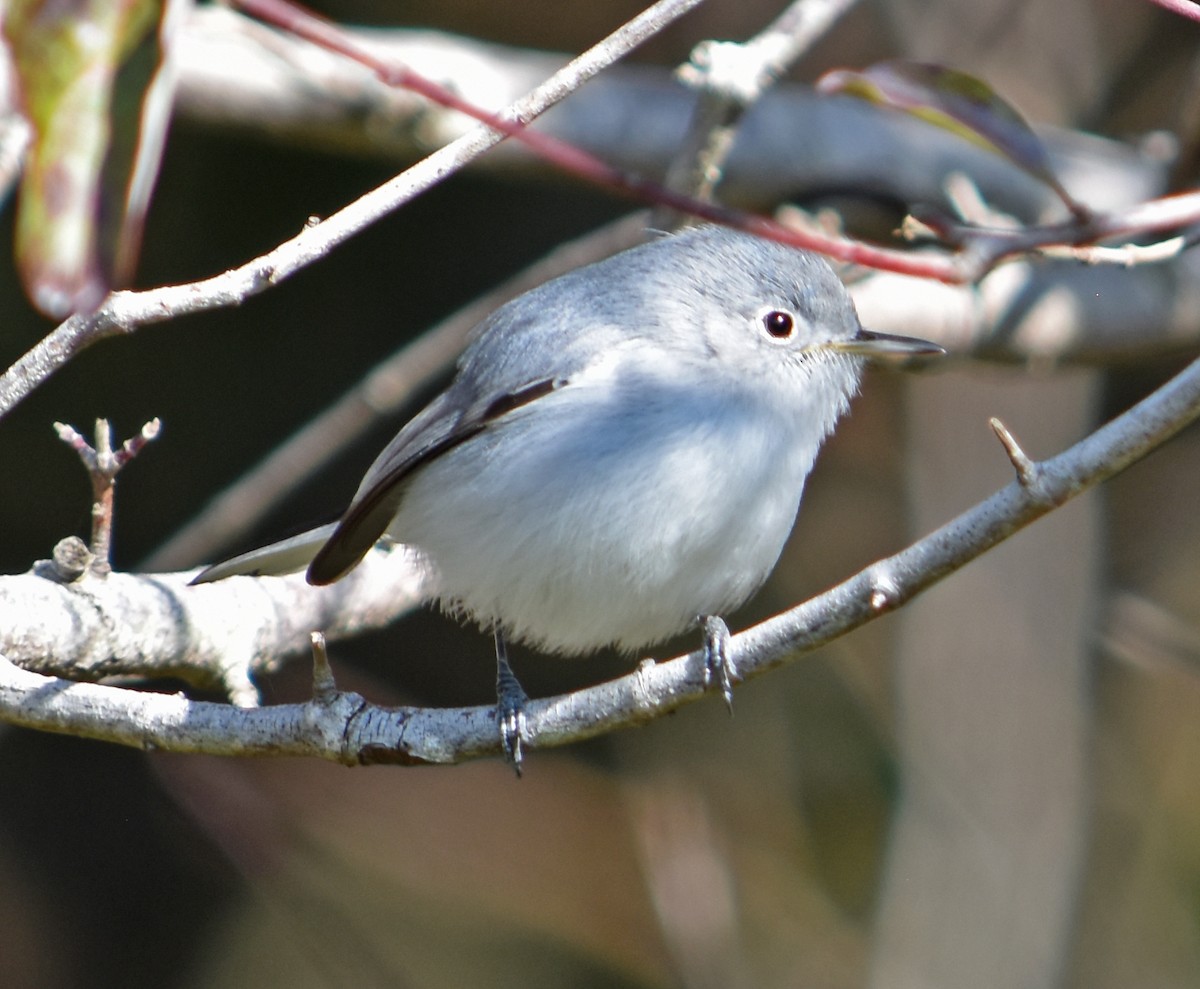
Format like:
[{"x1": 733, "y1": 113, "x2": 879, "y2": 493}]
[{"x1": 827, "y1": 326, "x2": 945, "y2": 359}]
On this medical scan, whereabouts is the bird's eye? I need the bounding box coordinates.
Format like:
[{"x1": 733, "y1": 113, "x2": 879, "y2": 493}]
[{"x1": 761, "y1": 309, "x2": 795, "y2": 340}]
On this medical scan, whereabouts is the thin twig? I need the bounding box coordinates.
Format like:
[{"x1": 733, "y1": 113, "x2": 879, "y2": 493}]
[
  {"x1": 53, "y1": 418, "x2": 161, "y2": 576},
  {"x1": 958, "y1": 187, "x2": 1200, "y2": 270},
  {"x1": 989, "y1": 417, "x2": 1038, "y2": 487},
  {"x1": 174, "y1": 6, "x2": 1160, "y2": 215},
  {"x1": 233, "y1": 0, "x2": 964, "y2": 279},
  {"x1": 309, "y1": 631, "x2": 337, "y2": 703},
  {"x1": 237, "y1": 0, "x2": 1200, "y2": 279}
]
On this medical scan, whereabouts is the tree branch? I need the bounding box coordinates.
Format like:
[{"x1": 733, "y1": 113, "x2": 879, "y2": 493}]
[
  {"x1": 4, "y1": 349, "x2": 1198, "y2": 764},
  {"x1": 848, "y1": 244, "x2": 1200, "y2": 362},
  {"x1": 0, "y1": 545, "x2": 431, "y2": 706}
]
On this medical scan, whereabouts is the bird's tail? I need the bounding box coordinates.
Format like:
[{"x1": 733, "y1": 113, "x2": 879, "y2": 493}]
[{"x1": 189, "y1": 523, "x2": 340, "y2": 584}]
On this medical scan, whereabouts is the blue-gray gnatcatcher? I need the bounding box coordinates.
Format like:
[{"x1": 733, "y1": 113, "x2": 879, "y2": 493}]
[{"x1": 195, "y1": 223, "x2": 941, "y2": 767}]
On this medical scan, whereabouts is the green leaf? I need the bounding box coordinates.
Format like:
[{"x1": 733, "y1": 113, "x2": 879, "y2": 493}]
[
  {"x1": 4, "y1": 0, "x2": 170, "y2": 317},
  {"x1": 817, "y1": 61, "x2": 1088, "y2": 219}
]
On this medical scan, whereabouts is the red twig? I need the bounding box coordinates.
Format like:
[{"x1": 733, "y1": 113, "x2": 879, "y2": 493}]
[
  {"x1": 232, "y1": 0, "x2": 963, "y2": 282},
  {"x1": 234, "y1": 0, "x2": 1200, "y2": 285}
]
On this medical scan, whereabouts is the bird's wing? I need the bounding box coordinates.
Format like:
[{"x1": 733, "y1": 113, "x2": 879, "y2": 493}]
[
  {"x1": 307, "y1": 252, "x2": 659, "y2": 586},
  {"x1": 305, "y1": 373, "x2": 565, "y2": 584},
  {"x1": 200, "y1": 237, "x2": 660, "y2": 587}
]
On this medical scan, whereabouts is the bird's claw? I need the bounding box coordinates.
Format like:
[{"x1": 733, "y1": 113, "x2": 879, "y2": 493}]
[
  {"x1": 494, "y1": 629, "x2": 529, "y2": 775},
  {"x1": 702, "y1": 615, "x2": 736, "y2": 713}
]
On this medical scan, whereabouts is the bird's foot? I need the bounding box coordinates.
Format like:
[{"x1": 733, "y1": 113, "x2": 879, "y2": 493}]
[
  {"x1": 701, "y1": 615, "x2": 737, "y2": 713},
  {"x1": 494, "y1": 630, "x2": 529, "y2": 775}
]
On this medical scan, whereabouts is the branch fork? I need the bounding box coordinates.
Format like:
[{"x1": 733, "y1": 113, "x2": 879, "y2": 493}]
[{"x1": 51, "y1": 418, "x2": 161, "y2": 578}]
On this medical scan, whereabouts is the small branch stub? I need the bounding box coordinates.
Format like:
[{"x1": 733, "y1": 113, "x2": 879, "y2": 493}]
[
  {"x1": 990, "y1": 417, "x2": 1039, "y2": 486},
  {"x1": 49, "y1": 536, "x2": 94, "y2": 582},
  {"x1": 54, "y1": 418, "x2": 162, "y2": 575},
  {"x1": 310, "y1": 631, "x2": 338, "y2": 703},
  {"x1": 868, "y1": 570, "x2": 900, "y2": 613}
]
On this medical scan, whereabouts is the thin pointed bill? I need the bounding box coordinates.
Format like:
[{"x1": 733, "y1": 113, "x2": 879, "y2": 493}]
[{"x1": 826, "y1": 326, "x2": 945, "y2": 358}]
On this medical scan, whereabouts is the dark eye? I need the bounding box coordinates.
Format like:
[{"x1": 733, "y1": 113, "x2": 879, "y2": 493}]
[{"x1": 761, "y1": 309, "x2": 795, "y2": 339}]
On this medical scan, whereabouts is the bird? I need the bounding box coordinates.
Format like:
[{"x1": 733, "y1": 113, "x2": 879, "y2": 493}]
[{"x1": 194, "y1": 223, "x2": 942, "y2": 768}]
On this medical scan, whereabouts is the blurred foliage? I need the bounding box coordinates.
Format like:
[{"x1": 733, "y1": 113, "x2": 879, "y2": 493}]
[
  {"x1": 817, "y1": 59, "x2": 1086, "y2": 217},
  {"x1": 3, "y1": 0, "x2": 166, "y2": 317}
]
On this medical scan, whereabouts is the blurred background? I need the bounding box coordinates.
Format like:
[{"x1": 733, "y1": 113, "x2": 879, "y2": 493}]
[{"x1": 2, "y1": 0, "x2": 1199, "y2": 986}]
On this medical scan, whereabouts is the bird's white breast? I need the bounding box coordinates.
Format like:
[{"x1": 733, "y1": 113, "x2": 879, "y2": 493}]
[{"x1": 389, "y1": 353, "x2": 849, "y2": 655}]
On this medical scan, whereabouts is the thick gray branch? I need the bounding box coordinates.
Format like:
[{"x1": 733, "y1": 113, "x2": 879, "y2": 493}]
[
  {"x1": 851, "y1": 248, "x2": 1200, "y2": 362},
  {"x1": 0, "y1": 545, "x2": 430, "y2": 706}
]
